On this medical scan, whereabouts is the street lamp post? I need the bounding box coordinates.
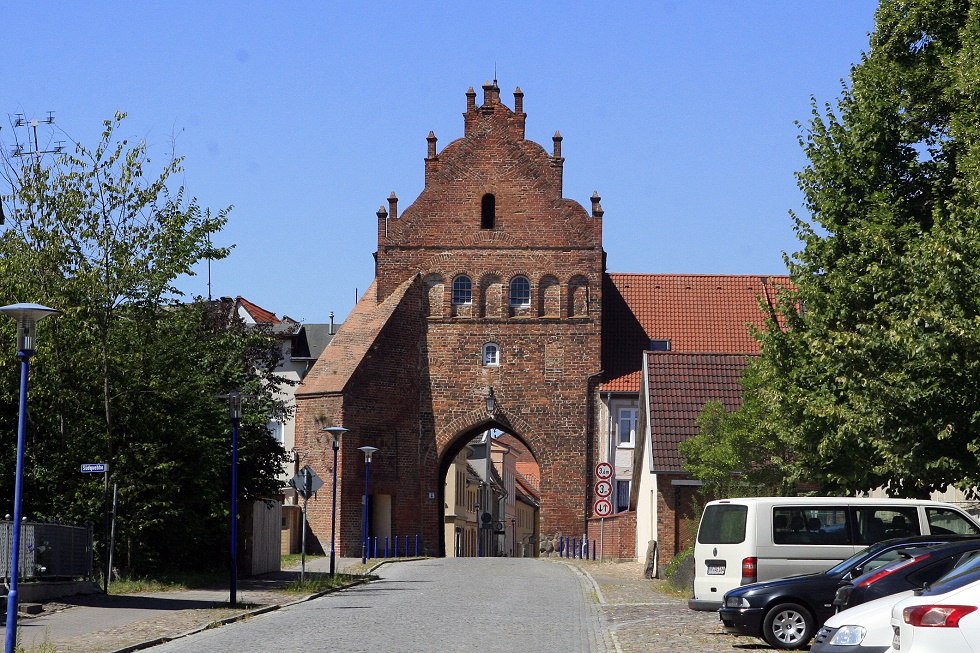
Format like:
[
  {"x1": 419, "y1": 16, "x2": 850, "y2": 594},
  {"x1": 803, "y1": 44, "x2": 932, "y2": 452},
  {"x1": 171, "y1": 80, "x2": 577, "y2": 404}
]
[
  {"x1": 220, "y1": 390, "x2": 243, "y2": 606},
  {"x1": 358, "y1": 446, "x2": 378, "y2": 564},
  {"x1": 322, "y1": 426, "x2": 348, "y2": 576},
  {"x1": 1, "y1": 303, "x2": 60, "y2": 653}
]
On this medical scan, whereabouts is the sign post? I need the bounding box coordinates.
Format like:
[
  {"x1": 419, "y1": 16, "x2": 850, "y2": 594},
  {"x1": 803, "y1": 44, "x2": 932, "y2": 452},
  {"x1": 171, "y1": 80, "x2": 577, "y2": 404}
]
[
  {"x1": 594, "y1": 462, "x2": 614, "y2": 563},
  {"x1": 290, "y1": 465, "x2": 323, "y2": 581}
]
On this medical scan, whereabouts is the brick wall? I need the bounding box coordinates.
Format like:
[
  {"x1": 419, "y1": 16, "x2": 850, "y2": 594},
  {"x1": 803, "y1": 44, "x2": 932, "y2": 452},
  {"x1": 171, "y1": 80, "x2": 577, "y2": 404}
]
[{"x1": 588, "y1": 511, "x2": 637, "y2": 561}]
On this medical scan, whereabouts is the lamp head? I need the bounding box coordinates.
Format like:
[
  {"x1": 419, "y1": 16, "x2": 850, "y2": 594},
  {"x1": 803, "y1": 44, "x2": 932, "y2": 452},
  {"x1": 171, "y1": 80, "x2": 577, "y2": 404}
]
[
  {"x1": 0, "y1": 303, "x2": 60, "y2": 352},
  {"x1": 220, "y1": 389, "x2": 243, "y2": 420},
  {"x1": 358, "y1": 445, "x2": 379, "y2": 463},
  {"x1": 485, "y1": 387, "x2": 496, "y2": 415},
  {"x1": 322, "y1": 426, "x2": 348, "y2": 450}
]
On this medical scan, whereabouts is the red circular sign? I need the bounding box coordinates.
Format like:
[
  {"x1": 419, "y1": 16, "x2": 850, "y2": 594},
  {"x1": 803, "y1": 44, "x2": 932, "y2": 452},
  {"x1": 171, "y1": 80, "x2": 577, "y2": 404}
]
[
  {"x1": 594, "y1": 461, "x2": 613, "y2": 480},
  {"x1": 594, "y1": 479, "x2": 612, "y2": 498},
  {"x1": 594, "y1": 498, "x2": 613, "y2": 517}
]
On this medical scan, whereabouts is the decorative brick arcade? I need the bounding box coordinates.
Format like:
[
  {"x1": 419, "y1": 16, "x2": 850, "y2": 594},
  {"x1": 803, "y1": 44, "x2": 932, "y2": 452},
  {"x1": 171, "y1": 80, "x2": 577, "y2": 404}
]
[{"x1": 295, "y1": 81, "x2": 605, "y2": 557}]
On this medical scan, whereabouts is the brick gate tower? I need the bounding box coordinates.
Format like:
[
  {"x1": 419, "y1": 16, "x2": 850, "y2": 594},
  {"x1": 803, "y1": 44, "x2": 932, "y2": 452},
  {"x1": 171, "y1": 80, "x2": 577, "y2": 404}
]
[{"x1": 295, "y1": 81, "x2": 605, "y2": 557}]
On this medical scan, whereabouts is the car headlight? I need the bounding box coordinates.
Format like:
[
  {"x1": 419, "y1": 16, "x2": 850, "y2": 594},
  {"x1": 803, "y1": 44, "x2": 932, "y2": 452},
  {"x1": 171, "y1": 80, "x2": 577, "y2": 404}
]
[
  {"x1": 724, "y1": 596, "x2": 751, "y2": 608},
  {"x1": 828, "y1": 625, "x2": 866, "y2": 646}
]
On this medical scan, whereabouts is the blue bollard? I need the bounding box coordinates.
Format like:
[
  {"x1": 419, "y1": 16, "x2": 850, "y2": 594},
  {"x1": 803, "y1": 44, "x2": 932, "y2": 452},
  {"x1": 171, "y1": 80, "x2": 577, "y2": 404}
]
[
  {"x1": 373, "y1": 536, "x2": 378, "y2": 559},
  {"x1": 592, "y1": 539, "x2": 596, "y2": 560},
  {"x1": 584, "y1": 538, "x2": 589, "y2": 559},
  {"x1": 394, "y1": 535, "x2": 399, "y2": 557},
  {"x1": 415, "y1": 534, "x2": 419, "y2": 557},
  {"x1": 385, "y1": 536, "x2": 389, "y2": 558}
]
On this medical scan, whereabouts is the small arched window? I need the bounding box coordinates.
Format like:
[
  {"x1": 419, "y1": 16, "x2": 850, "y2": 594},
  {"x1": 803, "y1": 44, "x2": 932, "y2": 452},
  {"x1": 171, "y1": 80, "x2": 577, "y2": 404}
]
[
  {"x1": 509, "y1": 276, "x2": 531, "y2": 307},
  {"x1": 482, "y1": 342, "x2": 500, "y2": 367},
  {"x1": 481, "y1": 193, "x2": 495, "y2": 229},
  {"x1": 452, "y1": 275, "x2": 473, "y2": 305}
]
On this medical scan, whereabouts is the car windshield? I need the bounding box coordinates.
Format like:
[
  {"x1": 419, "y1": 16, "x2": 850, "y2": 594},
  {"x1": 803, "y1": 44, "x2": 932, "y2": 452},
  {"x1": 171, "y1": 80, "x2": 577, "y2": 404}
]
[{"x1": 826, "y1": 545, "x2": 876, "y2": 576}]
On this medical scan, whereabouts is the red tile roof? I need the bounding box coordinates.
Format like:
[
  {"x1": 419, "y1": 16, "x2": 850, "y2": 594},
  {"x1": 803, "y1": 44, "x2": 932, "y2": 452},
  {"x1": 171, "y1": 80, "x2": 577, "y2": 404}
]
[
  {"x1": 236, "y1": 296, "x2": 281, "y2": 325},
  {"x1": 645, "y1": 352, "x2": 750, "y2": 472},
  {"x1": 601, "y1": 273, "x2": 788, "y2": 392}
]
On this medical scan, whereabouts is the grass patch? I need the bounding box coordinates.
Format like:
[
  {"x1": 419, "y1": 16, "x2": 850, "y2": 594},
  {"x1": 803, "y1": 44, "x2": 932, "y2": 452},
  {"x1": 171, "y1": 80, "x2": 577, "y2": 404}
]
[
  {"x1": 108, "y1": 570, "x2": 226, "y2": 594},
  {"x1": 15, "y1": 627, "x2": 56, "y2": 652},
  {"x1": 280, "y1": 553, "x2": 326, "y2": 569},
  {"x1": 283, "y1": 572, "x2": 366, "y2": 594}
]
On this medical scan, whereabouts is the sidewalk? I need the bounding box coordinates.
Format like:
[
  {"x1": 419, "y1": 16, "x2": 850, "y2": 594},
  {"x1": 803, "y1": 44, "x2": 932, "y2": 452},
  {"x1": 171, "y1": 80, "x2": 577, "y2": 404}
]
[{"x1": 1, "y1": 556, "x2": 372, "y2": 653}]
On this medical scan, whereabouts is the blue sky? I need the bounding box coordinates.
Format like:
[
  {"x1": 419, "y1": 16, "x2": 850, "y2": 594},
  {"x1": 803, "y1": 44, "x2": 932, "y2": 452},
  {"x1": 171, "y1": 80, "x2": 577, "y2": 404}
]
[{"x1": 4, "y1": 1, "x2": 878, "y2": 324}]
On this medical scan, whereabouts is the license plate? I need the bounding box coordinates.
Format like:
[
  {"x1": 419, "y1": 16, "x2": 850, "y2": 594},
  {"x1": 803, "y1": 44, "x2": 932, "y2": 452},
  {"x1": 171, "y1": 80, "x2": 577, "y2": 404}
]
[
  {"x1": 892, "y1": 625, "x2": 901, "y2": 650},
  {"x1": 707, "y1": 565, "x2": 726, "y2": 575}
]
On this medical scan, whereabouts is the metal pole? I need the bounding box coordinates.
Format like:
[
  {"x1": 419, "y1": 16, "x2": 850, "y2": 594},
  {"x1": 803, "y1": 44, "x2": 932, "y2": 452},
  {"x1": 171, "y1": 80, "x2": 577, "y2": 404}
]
[
  {"x1": 330, "y1": 443, "x2": 339, "y2": 575},
  {"x1": 301, "y1": 493, "x2": 308, "y2": 582},
  {"x1": 102, "y1": 470, "x2": 110, "y2": 593},
  {"x1": 108, "y1": 483, "x2": 118, "y2": 588},
  {"x1": 230, "y1": 416, "x2": 239, "y2": 606},
  {"x1": 4, "y1": 351, "x2": 31, "y2": 653},
  {"x1": 361, "y1": 458, "x2": 371, "y2": 564},
  {"x1": 600, "y1": 517, "x2": 605, "y2": 563}
]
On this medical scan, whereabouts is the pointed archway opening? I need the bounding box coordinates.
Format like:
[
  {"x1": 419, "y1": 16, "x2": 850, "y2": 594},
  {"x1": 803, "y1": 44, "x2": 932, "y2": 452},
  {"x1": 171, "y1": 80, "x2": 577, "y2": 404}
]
[{"x1": 438, "y1": 420, "x2": 540, "y2": 558}]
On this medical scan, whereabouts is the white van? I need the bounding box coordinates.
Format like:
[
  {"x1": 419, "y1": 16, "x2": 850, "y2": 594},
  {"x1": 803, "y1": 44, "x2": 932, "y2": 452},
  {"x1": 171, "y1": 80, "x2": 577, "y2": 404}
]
[{"x1": 688, "y1": 496, "x2": 980, "y2": 611}]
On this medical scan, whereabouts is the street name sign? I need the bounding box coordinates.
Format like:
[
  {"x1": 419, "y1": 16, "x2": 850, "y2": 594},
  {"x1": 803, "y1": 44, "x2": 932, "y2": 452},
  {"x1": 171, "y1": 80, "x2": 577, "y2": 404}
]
[{"x1": 80, "y1": 463, "x2": 108, "y2": 474}]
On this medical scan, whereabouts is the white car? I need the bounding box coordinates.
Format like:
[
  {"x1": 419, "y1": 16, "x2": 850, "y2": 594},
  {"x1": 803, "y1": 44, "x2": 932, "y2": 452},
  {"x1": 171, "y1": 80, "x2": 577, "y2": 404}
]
[
  {"x1": 810, "y1": 590, "x2": 913, "y2": 653},
  {"x1": 889, "y1": 574, "x2": 980, "y2": 652}
]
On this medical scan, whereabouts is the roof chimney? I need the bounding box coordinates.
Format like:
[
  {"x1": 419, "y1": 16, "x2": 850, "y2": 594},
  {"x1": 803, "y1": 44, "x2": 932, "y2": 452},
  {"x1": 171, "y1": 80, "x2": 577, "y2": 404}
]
[
  {"x1": 388, "y1": 192, "x2": 398, "y2": 220},
  {"x1": 329, "y1": 311, "x2": 335, "y2": 335},
  {"x1": 591, "y1": 191, "x2": 604, "y2": 219},
  {"x1": 513, "y1": 87, "x2": 525, "y2": 139}
]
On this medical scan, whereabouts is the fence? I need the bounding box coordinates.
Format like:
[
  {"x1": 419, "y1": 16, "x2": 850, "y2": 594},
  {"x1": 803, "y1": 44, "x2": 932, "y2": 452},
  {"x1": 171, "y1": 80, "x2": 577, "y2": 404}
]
[{"x1": 1, "y1": 521, "x2": 93, "y2": 581}]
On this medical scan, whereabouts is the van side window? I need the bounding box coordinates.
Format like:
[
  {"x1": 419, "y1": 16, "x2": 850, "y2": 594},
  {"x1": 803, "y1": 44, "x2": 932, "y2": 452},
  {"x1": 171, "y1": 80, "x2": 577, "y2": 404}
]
[
  {"x1": 927, "y1": 507, "x2": 980, "y2": 535},
  {"x1": 773, "y1": 507, "x2": 849, "y2": 545},
  {"x1": 853, "y1": 507, "x2": 920, "y2": 544}
]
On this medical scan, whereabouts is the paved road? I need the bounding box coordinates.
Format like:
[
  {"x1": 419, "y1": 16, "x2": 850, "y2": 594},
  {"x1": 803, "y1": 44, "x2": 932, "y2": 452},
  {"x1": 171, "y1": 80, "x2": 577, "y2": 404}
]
[{"x1": 148, "y1": 558, "x2": 613, "y2": 653}]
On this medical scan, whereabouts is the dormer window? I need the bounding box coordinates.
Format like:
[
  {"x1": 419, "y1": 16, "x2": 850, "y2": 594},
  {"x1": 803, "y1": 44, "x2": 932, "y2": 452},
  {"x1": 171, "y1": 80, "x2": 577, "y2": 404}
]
[
  {"x1": 481, "y1": 193, "x2": 495, "y2": 229},
  {"x1": 649, "y1": 339, "x2": 671, "y2": 351}
]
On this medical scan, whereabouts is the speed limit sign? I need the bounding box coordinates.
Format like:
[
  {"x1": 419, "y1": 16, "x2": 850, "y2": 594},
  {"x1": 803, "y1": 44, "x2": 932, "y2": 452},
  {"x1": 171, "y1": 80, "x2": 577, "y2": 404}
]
[{"x1": 594, "y1": 498, "x2": 613, "y2": 517}]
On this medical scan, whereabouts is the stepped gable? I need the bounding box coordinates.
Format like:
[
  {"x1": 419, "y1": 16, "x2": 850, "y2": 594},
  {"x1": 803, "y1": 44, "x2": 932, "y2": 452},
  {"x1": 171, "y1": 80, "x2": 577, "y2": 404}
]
[
  {"x1": 379, "y1": 81, "x2": 599, "y2": 255},
  {"x1": 297, "y1": 276, "x2": 416, "y2": 397}
]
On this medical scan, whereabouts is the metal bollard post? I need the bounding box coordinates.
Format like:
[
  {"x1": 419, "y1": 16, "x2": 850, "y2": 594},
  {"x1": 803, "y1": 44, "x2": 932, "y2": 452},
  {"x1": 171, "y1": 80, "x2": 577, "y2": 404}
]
[
  {"x1": 592, "y1": 539, "x2": 596, "y2": 560},
  {"x1": 385, "y1": 536, "x2": 389, "y2": 558},
  {"x1": 395, "y1": 535, "x2": 399, "y2": 557},
  {"x1": 373, "y1": 536, "x2": 378, "y2": 559},
  {"x1": 415, "y1": 534, "x2": 419, "y2": 557}
]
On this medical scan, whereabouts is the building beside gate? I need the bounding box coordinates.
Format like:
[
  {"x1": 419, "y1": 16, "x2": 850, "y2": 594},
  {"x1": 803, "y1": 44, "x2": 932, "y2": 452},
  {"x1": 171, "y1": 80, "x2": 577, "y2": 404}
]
[{"x1": 294, "y1": 81, "x2": 785, "y2": 564}]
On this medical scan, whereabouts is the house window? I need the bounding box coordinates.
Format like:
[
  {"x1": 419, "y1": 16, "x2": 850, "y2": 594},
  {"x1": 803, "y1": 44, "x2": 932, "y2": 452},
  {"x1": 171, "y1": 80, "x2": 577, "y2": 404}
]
[
  {"x1": 482, "y1": 342, "x2": 500, "y2": 367},
  {"x1": 649, "y1": 339, "x2": 671, "y2": 351},
  {"x1": 616, "y1": 480, "x2": 630, "y2": 512},
  {"x1": 267, "y1": 421, "x2": 284, "y2": 445},
  {"x1": 452, "y1": 275, "x2": 472, "y2": 305},
  {"x1": 481, "y1": 193, "x2": 495, "y2": 229},
  {"x1": 509, "y1": 276, "x2": 531, "y2": 307},
  {"x1": 618, "y1": 407, "x2": 637, "y2": 447}
]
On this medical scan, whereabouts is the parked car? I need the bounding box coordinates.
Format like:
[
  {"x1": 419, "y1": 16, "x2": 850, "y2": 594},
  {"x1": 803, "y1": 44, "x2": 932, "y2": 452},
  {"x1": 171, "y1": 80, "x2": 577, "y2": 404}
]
[
  {"x1": 890, "y1": 570, "x2": 980, "y2": 652},
  {"x1": 812, "y1": 546, "x2": 980, "y2": 653},
  {"x1": 692, "y1": 496, "x2": 980, "y2": 611},
  {"x1": 718, "y1": 535, "x2": 976, "y2": 649}
]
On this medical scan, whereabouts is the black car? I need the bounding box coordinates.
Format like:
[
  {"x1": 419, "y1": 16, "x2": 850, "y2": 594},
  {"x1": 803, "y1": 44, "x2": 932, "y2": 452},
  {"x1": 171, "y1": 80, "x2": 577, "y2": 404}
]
[
  {"x1": 718, "y1": 535, "x2": 978, "y2": 650},
  {"x1": 833, "y1": 537, "x2": 980, "y2": 610}
]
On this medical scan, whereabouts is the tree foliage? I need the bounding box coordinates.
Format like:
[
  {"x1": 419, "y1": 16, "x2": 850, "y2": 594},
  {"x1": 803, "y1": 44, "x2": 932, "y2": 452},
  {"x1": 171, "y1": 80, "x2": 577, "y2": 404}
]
[
  {"x1": 744, "y1": 0, "x2": 980, "y2": 498},
  {"x1": 0, "y1": 113, "x2": 289, "y2": 573}
]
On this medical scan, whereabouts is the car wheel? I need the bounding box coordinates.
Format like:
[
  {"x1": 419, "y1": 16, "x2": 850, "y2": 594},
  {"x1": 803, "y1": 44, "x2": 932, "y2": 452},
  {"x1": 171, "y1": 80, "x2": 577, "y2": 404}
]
[{"x1": 761, "y1": 602, "x2": 815, "y2": 649}]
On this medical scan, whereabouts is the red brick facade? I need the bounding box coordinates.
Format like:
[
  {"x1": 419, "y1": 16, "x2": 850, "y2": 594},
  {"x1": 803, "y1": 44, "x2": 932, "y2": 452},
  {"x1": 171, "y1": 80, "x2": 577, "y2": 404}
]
[{"x1": 295, "y1": 82, "x2": 605, "y2": 557}]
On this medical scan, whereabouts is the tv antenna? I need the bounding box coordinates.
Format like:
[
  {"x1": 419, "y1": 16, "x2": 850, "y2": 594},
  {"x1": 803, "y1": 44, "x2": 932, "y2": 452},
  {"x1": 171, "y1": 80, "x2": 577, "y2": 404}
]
[{"x1": 11, "y1": 111, "x2": 65, "y2": 161}]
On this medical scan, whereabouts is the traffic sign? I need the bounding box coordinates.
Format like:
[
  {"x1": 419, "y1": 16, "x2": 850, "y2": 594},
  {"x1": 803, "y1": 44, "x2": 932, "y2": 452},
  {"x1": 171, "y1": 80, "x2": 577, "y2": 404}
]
[
  {"x1": 594, "y1": 461, "x2": 613, "y2": 480},
  {"x1": 80, "y1": 463, "x2": 107, "y2": 474},
  {"x1": 594, "y1": 498, "x2": 613, "y2": 517},
  {"x1": 594, "y1": 479, "x2": 612, "y2": 498},
  {"x1": 291, "y1": 465, "x2": 324, "y2": 499}
]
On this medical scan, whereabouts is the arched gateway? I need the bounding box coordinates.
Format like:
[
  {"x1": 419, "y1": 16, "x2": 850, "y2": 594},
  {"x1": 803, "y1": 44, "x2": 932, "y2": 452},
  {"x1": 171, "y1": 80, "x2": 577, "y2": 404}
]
[{"x1": 294, "y1": 81, "x2": 604, "y2": 558}]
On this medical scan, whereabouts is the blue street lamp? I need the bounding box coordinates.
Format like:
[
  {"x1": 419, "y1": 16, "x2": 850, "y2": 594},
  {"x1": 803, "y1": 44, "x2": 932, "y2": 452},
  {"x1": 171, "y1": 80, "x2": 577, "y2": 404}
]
[
  {"x1": 220, "y1": 390, "x2": 243, "y2": 606},
  {"x1": 1, "y1": 303, "x2": 60, "y2": 653},
  {"x1": 358, "y1": 446, "x2": 378, "y2": 564},
  {"x1": 322, "y1": 426, "x2": 348, "y2": 576}
]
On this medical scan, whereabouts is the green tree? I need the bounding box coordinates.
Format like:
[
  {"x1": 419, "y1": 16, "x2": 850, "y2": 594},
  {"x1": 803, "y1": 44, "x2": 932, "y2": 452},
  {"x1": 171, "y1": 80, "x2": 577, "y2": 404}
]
[
  {"x1": 760, "y1": 0, "x2": 980, "y2": 497},
  {"x1": 0, "y1": 114, "x2": 289, "y2": 572}
]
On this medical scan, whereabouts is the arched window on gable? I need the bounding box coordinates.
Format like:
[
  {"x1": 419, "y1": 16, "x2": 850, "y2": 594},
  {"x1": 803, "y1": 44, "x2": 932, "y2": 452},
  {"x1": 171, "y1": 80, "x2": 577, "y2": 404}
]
[
  {"x1": 482, "y1": 342, "x2": 500, "y2": 367},
  {"x1": 481, "y1": 193, "x2": 496, "y2": 229},
  {"x1": 509, "y1": 275, "x2": 531, "y2": 307}
]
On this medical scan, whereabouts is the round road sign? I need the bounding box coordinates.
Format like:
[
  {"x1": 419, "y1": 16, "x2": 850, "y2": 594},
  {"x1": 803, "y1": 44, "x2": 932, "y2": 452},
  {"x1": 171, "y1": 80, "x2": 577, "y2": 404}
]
[
  {"x1": 594, "y1": 498, "x2": 613, "y2": 517},
  {"x1": 594, "y1": 479, "x2": 613, "y2": 498},
  {"x1": 594, "y1": 461, "x2": 613, "y2": 480}
]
